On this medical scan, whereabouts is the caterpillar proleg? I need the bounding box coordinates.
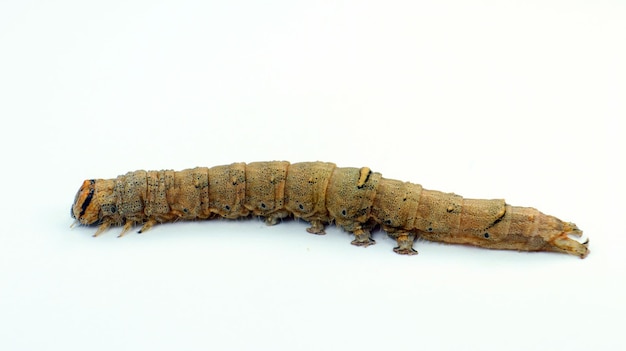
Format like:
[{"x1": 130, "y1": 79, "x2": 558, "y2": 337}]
[{"x1": 71, "y1": 161, "x2": 588, "y2": 258}]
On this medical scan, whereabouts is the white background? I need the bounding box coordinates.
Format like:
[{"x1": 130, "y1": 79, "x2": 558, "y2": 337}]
[{"x1": 1, "y1": 1, "x2": 624, "y2": 350}]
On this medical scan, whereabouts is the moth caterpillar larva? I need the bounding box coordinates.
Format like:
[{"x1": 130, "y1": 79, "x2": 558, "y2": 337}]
[{"x1": 71, "y1": 161, "x2": 589, "y2": 258}]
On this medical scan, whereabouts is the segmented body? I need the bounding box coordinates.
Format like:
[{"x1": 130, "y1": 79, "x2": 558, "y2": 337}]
[{"x1": 71, "y1": 161, "x2": 588, "y2": 258}]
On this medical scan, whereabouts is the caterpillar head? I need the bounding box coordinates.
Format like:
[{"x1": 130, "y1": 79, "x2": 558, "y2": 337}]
[{"x1": 71, "y1": 179, "x2": 111, "y2": 225}]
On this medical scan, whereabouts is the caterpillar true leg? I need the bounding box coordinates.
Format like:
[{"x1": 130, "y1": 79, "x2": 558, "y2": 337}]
[
  {"x1": 117, "y1": 222, "x2": 134, "y2": 238},
  {"x1": 93, "y1": 220, "x2": 112, "y2": 237},
  {"x1": 138, "y1": 218, "x2": 157, "y2": 233}
]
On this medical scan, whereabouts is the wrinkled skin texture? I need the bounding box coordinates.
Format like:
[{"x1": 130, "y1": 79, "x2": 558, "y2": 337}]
[{"x1": 71, "y1": 161, "x2": 588, "y2": 258}]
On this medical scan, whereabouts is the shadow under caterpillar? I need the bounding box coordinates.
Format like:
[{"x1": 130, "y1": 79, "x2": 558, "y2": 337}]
[{"x1": 71, "y1": 161, "x2": 588, "y2": 258}]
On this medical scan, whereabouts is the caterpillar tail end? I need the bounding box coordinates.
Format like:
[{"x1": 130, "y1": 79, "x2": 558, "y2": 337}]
[{"x1": 550, "y1": 222, "x2": 589, "y2": 259}]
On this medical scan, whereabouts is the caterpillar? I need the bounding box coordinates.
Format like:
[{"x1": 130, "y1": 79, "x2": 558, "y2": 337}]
[{"x1": 70, "y1": 161, "x2": 589, "y2": 258}]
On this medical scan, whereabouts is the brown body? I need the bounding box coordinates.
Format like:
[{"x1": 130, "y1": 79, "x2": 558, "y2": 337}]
[{"x1": 71, "y1": 161, "x2": 588, "y2": 258}]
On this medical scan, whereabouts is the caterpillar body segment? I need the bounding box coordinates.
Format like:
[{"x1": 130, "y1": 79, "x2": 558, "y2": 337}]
[{"x1": 71, "y1": 161, "x2": 588, "y2": 258}]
